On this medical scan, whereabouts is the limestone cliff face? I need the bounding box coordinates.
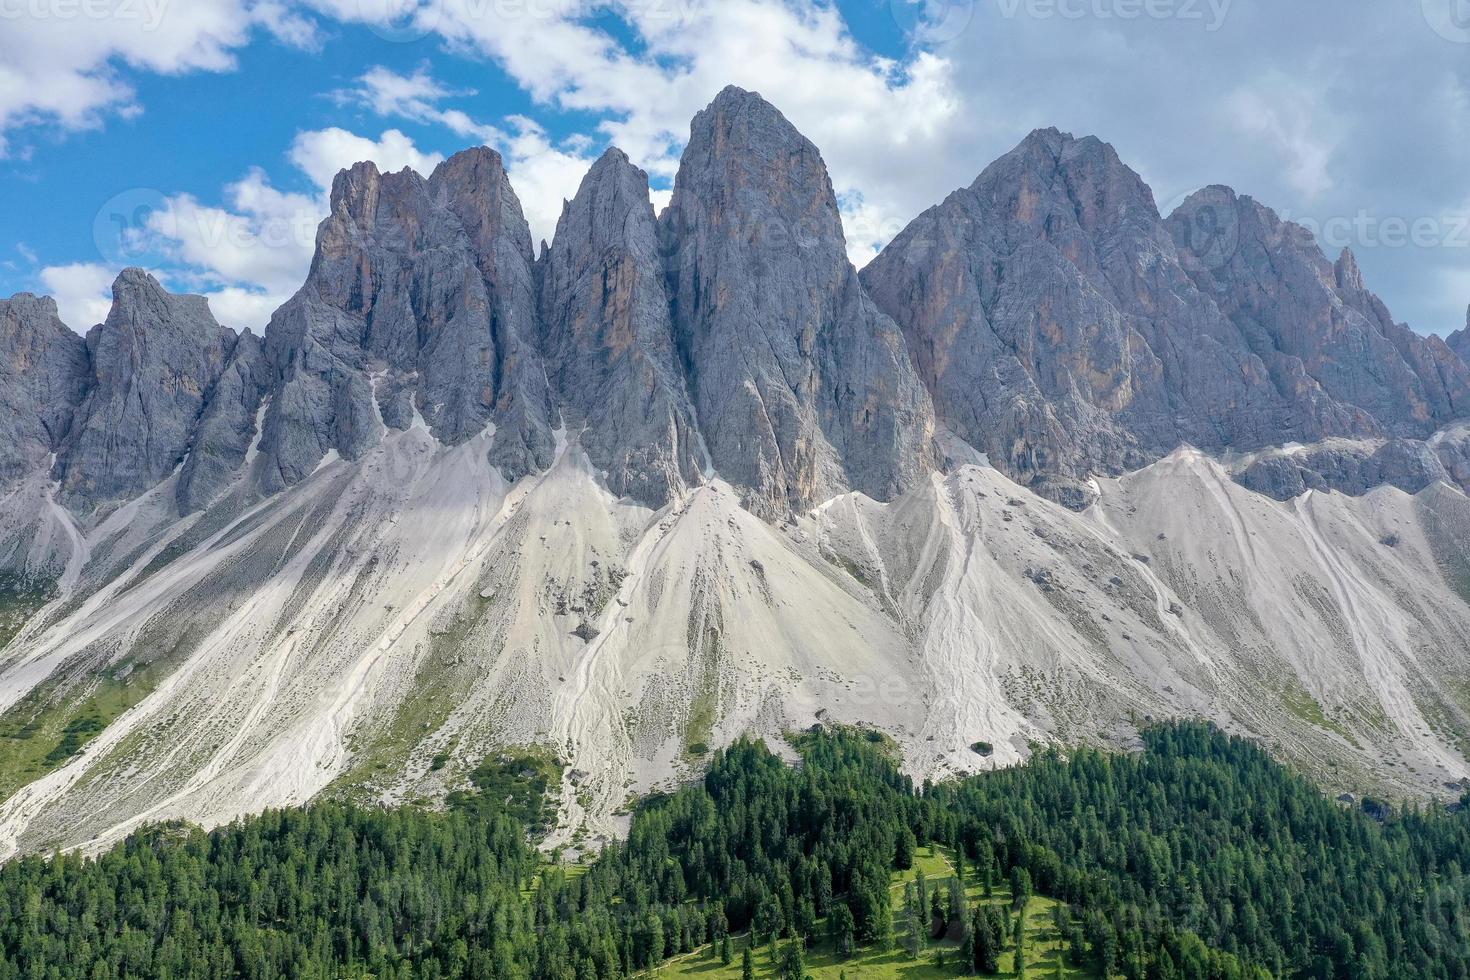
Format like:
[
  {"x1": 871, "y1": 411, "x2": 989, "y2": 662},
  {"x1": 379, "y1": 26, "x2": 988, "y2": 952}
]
[
  {"x1": 176, "y1": 329, "x2": 268, "y2": 513},
  {"x1": 5, "y1": 92, "x2": 1470, "y2": 523},
  {"x1": 55, "y1": 269, "x2": 237, "y2": 511},
  {"x1": 862, "y1": 129, "x2": 1248, "y2": 487},
  {"x1": 661, "y1": 86, "x2": 936, "y2": 515},
  {"x1": 1168, "y1": 188, "x2": 1470, "y2": 439},
  {"x1": 537, "y1": 148, "x2": 705, "y2": 506},
  {"x1": 863, "y1": 128, "x2": 1470, "y2": 499},
  {"x1": 256, "y1": 148, "x2": 555, "y2": 493},
  {"x1": 0, "y1": 294, "x2": 89, "y2": 493}
]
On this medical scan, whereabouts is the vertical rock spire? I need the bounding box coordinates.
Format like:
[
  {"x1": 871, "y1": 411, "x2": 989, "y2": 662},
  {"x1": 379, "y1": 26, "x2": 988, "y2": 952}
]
[
  {"x1": 661, "y1": 86, "x2": 935, "y2": 514},
  {"x1": 537, "y1": 148, "x2": 705, "y2": 505}
]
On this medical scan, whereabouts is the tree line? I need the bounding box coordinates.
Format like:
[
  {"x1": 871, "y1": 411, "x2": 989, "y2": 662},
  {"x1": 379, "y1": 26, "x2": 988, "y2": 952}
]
[{"x1": 0, "y1": 721, "x2": 1466, "y2": 979}]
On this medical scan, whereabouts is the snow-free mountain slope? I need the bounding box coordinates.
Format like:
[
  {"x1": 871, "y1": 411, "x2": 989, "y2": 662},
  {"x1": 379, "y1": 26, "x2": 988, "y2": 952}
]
[{"x1": 0, "y1": 87, "x2": 1469, "y2": 858}]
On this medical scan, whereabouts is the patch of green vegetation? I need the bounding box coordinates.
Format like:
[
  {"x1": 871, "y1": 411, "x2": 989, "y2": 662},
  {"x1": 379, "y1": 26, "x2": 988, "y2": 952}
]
[
  {"x1": 448, "y1": 748, "x2": 563, "y2": 839},
  {"x1": 790, "y1": 722, "x2": 900, "y2": 764},
  {"x1": 1277, "y1": 677, "x2": 1359, "y2": 746},
  {"x1": 970, "y1": 741, "x2": 994, "y2": 757},
  {"x1": 327, "y1": 595, "x2": 489, "y2": 799},
  {"x1": 684, "y1": 689, "x2": 717, "y2": 759},
  {"x1": 0, "y1": 574, "x2": 56, "y2": 652},
  {"x1": 658, "y1": 846, "x2": 1094, "y2": 980},
  {"x1": 0, "y1": 659, "x2": 164, "y2": 801},
  {"x1": 681, "y1": 624, "x2": 722, "y2": 761}
]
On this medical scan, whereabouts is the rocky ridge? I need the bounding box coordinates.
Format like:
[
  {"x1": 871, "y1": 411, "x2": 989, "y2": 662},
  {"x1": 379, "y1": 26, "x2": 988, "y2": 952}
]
[{"x1": 0, "y1": 88, "x2": 1469, "y2": 854}]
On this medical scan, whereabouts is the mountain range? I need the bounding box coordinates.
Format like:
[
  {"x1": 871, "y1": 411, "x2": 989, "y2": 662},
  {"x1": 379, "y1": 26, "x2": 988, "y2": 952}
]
[{"x1": 2, "y1": 86, "x2": 1469, "y2": 857}]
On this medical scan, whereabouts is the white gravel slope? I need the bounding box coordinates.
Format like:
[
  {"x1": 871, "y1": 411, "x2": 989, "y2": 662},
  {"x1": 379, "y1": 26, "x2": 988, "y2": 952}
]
[{"x1": 1, "y1": 435, "x2": 1468, "y2": 858}]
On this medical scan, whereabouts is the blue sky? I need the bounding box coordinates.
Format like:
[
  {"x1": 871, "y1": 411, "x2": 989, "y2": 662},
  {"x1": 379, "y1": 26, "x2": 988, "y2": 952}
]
[{"x1": 1, "y1": 0, "x2": 1468, "y2": 338}]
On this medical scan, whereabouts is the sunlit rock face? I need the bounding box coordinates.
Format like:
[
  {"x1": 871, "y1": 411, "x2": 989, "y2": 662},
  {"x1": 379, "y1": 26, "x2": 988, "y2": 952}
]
[
  {"x1": 537, "y1": 148, "x2": 704, "y2": 507},
  {"x1": 0, "y1": 293, "x2": 88, "y2": 494},
  {"x1": 56, "y1": 269, "x2": 237, "y2": 512},
  {"x1": 256, "y1": 147, "x2": 556, "y2": 494},
  {"x1": 661, "y1": 85, "x2": 936, "y2": 516}
]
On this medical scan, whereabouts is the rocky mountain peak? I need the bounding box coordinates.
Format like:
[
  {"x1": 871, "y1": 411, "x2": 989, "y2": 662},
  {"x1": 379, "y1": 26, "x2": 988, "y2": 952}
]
[
  {"x1": 257, "y1": 145, "x2": 554, "y2": 493},
  {"x1": 1335, "y1": 247, "x2": 1365, "y2": 293},
  {"x1": 429, "y1": 146, "x2": 536, "y2": 271},
  {"x1": 1449, "y1": 306, "x2": 1470, "y2": 364},
  {"x1": 1168, "y1": 191, "x2": 1470, "y2": 437},
  {"x1": 56, "y1": 270, "x2": 237, "y2": 511},
  {"x1": 0, "y1": 292, "x2": 90, "y2": 492},
  {"x1": 662, "y1": 86, "x2": 935, "y2": 514},
  {"x1": 536, "y1": 142, "x2": 704, "y2": 506},
  {"x1": 866, "y1": 126, "x2": 1470, "y2": 504}
]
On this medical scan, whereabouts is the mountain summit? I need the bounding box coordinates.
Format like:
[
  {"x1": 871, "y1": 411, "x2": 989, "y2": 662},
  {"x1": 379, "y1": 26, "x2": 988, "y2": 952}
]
[
  {"x1": 1, "y1": 88, "x2": 1469, "y2": 856},
  {"x1": 862, "y1": 127, "x2": 1470, "y2": 505}
]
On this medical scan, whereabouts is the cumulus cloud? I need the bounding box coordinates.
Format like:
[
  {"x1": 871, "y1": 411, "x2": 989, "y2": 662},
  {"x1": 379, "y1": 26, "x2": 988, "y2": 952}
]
[
  {"x1": 0, "y1": 0, "x2": 316, "y2": 155},
  {"x1": 287, "y1": 126, "x2": 444, "y2": 194},
  {"x1": 11, "y1": 0, "x2": 1468, "y2": 337},
  {"x1": 39, "y1": 262, "x2": 115, "y2": 330}
]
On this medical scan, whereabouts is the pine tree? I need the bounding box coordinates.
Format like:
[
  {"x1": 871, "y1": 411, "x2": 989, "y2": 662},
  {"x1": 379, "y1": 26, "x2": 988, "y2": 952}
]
[
  {"x1": 780, "y1": 938, "x2": 805, "y2": 980},
  {"x1": 829, "y1": 903, "x2": 855, "y2": 960},
  {"x1": 742, "y1": 945, "x2": 755, "y2": 980}
]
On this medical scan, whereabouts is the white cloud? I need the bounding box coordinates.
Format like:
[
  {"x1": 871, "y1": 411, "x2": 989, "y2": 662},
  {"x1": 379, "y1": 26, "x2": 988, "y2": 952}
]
[
  {"x1": 336, "y1": 4, "x2": 964, "y2": 265},
  {"x1": 0, "y1": 0, "x2": 316, "y2": 155},
  {"x1": 152, "y1": 169, "x2": 320, "y2": 294},
  {"x1": 288, "y1": 126, "x2": 444, "y2": 192},
  {"x1": 143, "y1": 168, "x2": 323, "y2": 329},
  {"x1": 198, "y1": 284, "x2": 290, "y2": 330},
  {"x1": 1224, "y1": 78, "x2": 1338, "y2": 201},
  {"x1": 338, "y1": 67, "x2": 597, "y2": 245},
  {"x1": 39, "y1": 262, "x2": 115, "y2": 331},
  {"x1": 341, "y1": 65, "x2": 497, "y2": 142},
  {"x1": 494, "y1": 116, "x2": 594, "y2": 248},
  {"x1": 130, "y1": 127, "x2": 443, "y2": 331}
]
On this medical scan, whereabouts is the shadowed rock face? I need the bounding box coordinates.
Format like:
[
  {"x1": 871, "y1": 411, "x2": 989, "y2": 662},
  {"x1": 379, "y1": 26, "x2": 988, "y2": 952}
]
[
  {"x1": 56, "y1": 269, "x2": 237, "y2": 511},
  {"x1": 1169, "y1": 187, "x2": 1470, "y2": 439},
  {"x1": 661, "y1": 86, "x2": 936, "y2": 515},
  {"x1": 861, "y1": 129, "x2": 1263, "y2": 484},
  {"x1": 863, "y1": 128, "x2": 1470, "y2": 495},
  {"x1": 177, "y1": 330, "x2": 268, "y2": 513},
  {"x1": 0, "y1": 294, "x2": 89, "y2": 492},
  {"x1": 537, "y1": 148, "x2": 705, "y2": 506},
  {"x1": 1238, "y1": 440, "x2": 1458, "y2": 501},
  {"x1": 257, "y1": 147, "x2": 555, "y2": 493}
]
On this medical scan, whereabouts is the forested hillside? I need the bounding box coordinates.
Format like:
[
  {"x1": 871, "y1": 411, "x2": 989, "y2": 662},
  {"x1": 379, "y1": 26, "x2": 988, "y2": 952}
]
[{"x1": 0, "y1": 723, "x2": 1466, "y2": 979}]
